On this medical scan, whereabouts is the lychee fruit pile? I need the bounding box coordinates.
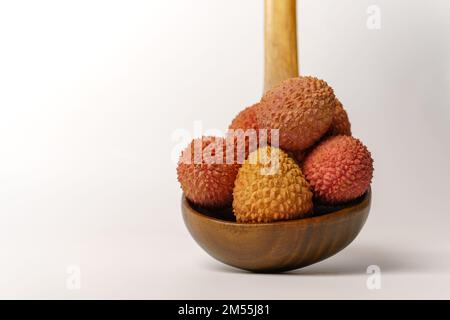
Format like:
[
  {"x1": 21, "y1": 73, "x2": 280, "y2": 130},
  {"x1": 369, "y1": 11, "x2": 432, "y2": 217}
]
[{"x1": 177, "y1": 76, "x2": 374, "y2": 223}]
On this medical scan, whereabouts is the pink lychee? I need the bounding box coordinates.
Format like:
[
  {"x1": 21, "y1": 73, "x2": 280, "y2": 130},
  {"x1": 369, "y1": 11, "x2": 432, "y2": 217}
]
[{"x1": 302, "y1": 135, "x2": 373, "y2": 204}]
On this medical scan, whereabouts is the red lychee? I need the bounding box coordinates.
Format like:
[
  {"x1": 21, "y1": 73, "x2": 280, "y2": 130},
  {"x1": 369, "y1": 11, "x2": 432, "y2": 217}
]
[
  {"x1": 327, "y1": 99, "x2": 351, "y2": 137},
  {"x1": 302, "y1": 135, "x2": 373, "y2": 204},
  {"x1": 257, "y1": 76, "x2": 336, "y2": 151},
  {"x1": 229, "y1": 103, "x2": 259, "y2": 131},
  {"x1": 177, "y1": 136, "x2": 243, "y2": 208},
  {"x1": 292, "y1": 99, "x2": 351, "y2": 165},
  {"x1": 227, "y1": 103, "x2": 264, "y2": 159}
]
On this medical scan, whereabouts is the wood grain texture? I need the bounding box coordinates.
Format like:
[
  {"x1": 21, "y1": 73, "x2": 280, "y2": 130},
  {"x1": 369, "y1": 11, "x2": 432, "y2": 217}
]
[
  {"x1": 264, "y1": 0, "x2": 299, "y2": 92},
  {"x1": 182, "y1": 189, "x2": 371, "y2": 272}
]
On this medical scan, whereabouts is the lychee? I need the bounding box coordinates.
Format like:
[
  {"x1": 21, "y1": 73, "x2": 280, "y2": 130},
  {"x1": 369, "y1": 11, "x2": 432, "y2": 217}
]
[
  {"x1": 177, "y1": 136, "x2": 243, "y2": 208},
  {"x1": 227, "y1": 103, "x2": 264, "y2": 158},
  {"x1": 229, "y1": 103, "x2": 259, "y2": 131},
  {"x1": 233, "y1": 146, "x2": 313, "y2": 223},
  {"x1": 326, "y1": 99, "x2": 351, "y2": 137},
  {"x1": 302, "y1": 135, "x2": 373, "y2": 204},
  {"x1": 257, "y1": 76, "x2": 336, "y2": 151},
  {"x1": 292, "y1": 99, "x2": 351, "y2": 165}
]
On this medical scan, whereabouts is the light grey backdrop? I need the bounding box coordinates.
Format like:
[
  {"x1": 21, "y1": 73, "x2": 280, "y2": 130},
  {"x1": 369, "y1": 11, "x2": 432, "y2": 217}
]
[{"x1": 0, "y1": 0, "x2": 449, "y2": 298}]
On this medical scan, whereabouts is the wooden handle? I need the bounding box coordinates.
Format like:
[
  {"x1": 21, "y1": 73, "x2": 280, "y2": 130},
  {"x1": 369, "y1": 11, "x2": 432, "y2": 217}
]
[{"x1": 264, "y1": 0, "x2": 299, "y2": 93}]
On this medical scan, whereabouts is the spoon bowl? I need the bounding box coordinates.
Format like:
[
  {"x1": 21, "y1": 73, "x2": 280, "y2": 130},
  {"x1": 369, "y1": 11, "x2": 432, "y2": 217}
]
[{"x1": 182, "y1": 189, "x2": 371, "y2": 272}]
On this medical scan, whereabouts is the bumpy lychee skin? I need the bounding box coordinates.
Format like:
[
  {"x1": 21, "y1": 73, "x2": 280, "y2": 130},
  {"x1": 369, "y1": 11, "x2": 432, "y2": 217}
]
[
  {"x1": 327, "y1": 99, "x2": 351, "y2": 137},
  {"x1": 303, "y1": 135, "x2": 373, "y2": 204},
  {"x1": 258, "y1": 76, "x2": 336, "y2": 151},
  {"x1": 177, "y1": 136, "x2": 242, "y2": 208},
  {"x1": 229, "y1": 103, "x2": 259, "y2": 131},
  {"x1": 292, "y1": 99, "x2": 351, "y2": 165},
  {"x1": 233, "y1": 146, "x2": 313, "y2": 223},
  {"x1": 228, "y1": 103, "x2": 265, "y2": 158}
]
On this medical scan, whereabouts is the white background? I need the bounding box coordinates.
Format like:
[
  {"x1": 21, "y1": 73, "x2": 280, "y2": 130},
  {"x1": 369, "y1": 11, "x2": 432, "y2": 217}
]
[{"x1": 0, "y1": 0, "x2": 449, "y2": 299}]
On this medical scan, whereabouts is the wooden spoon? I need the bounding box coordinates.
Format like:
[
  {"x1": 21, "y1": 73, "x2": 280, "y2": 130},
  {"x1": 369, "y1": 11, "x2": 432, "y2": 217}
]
[
  {"x1": 181, "y1": 0, "x2": 371, "y2": 272},
  {"x1": 264, "y1": 0, "x2": 299, "y2": 91}
]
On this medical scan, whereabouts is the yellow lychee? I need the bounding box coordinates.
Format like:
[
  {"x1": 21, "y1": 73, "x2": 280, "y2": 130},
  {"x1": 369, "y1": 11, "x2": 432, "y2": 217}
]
[{"x1": 233, "y1": 146, "x2": 313, "y2": 223}]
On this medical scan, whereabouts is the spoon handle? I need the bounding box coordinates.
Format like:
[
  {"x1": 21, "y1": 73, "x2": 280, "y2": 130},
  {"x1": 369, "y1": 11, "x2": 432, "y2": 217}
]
[{"x1": 264, "y1": 0, "x2": 299, "y2": 93}]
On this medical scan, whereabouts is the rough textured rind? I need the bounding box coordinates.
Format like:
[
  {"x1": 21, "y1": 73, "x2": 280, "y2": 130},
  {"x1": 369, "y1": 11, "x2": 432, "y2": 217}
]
[
  {"x1": 229, "y1": 103, "x2": 259, "y2": 131},
  {"x1": 326, "y1": 99, "x2": 351, "y2": 137},
  {"x1": 257, "y1": 76, "x2": 336, "y2": 151},
  {"x1": 177, "y1": 136, "x2": 242, "y2": 208},
  {"x1": 227, "y1": 103, "x2": 264, "y2": 158},
  {"x1": 292, "y1": 99, "x2": 351, "y2": 165},
  {"x1": 303, "y1": 135, "x2": 373, "y2": 204},
  {"x1": 233, "y1": 146, "x2": 313, "y2": 223}
]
